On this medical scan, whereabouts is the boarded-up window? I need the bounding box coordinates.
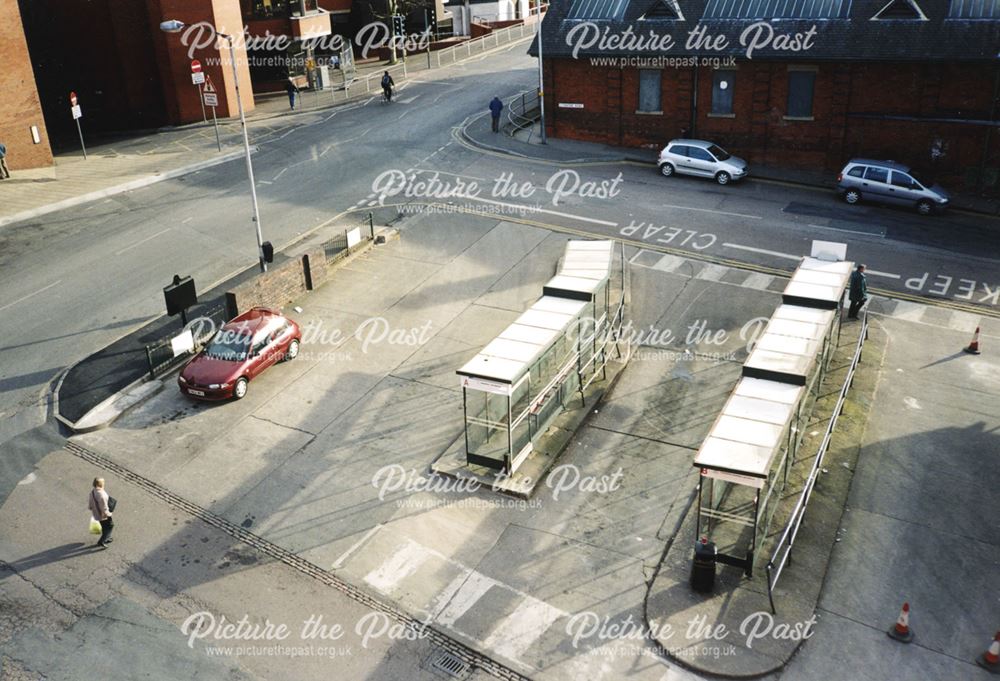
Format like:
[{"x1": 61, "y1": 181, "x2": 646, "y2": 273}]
[
  {"x1": 787, "y1": 71, "x2": 815, "y2": 118},
  {"x1": 711, "y1": 71, "x2": 735, "y2": 115},
  {"x1": 638, "y1": 70, "x2": 662, "y2": 112}
]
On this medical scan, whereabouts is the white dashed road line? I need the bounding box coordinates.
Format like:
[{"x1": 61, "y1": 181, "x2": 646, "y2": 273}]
[
  {"x1": 114, "y1": 228, "x2": 172, "y2": 256},
  {"x1": 0, "y1": 280, "x2": 62, "y2": 313}
]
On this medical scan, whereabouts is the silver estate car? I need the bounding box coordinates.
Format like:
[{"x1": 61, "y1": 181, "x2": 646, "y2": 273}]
[
  {"x1": 657, "y1": 139, "x2": 749, "y2": 185},
  {"x1": 837, "y1": 159, "x2": 949, "y2": 215}
]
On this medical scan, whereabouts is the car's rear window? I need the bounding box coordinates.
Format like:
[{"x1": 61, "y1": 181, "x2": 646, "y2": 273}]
[{"x1": 847, "y1": 166, "x2": 865, "y2": 178}]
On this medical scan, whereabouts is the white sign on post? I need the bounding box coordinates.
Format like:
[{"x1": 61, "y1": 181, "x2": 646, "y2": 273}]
[
  {"x1": 192, "y1": 71, "x2": 205, "y2": 85},
  {"x1": 71, "y1": 105, "x2": 83, "y2": 120},
  {"x1": 346, "y1": 227, "x2": 361, "y2": 249},
  {"x1": 171, "y1": 329, "x2": 195, "y2": 358}
]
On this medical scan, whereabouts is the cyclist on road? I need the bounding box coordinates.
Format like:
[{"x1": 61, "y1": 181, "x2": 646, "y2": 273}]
[{"x1": 381, "y1": 71, "x2": 395, "y2": 102}]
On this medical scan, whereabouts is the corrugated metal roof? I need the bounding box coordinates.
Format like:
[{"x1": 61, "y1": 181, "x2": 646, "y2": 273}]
[
  {"x1": 948, "y1": 0, "x2": 1000, "y2": 18},
  {"x1": 702, "y1": 0, "x2": 852, "y2": 19},
  {"x1": 567, "y1": 0, "x2": 630, "y2": 19}
]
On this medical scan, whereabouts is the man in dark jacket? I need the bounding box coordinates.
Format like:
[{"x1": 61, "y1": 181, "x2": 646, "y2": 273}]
[
  {"x1": 286, "y1": 79, "x2": 299, "y2": 110},
  {"x1": 848, "y1": 263, "x2": 867, "y2": 319},
  {"x1": 489, "y1": 96, "x2": 503, "y2": 133}
]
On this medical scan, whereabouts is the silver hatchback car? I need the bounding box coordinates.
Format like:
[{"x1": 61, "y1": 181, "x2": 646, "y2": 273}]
[
  {"x1": 837, "y1": 159, "x2": 949, "y2": 215},
  {"x1": 657, "y1": 139, "x2": 749, "y2": 185}
]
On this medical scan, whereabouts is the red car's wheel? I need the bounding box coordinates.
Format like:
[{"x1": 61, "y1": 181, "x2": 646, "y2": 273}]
[
  {"x1": 233, "y1": 377, "x2": 249, "y2": 400},
  {"x1": 283, "y1": 339, "x2": 300, "y2": 362}
]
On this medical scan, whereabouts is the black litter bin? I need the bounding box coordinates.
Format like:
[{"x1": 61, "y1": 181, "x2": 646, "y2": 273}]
[{"x1": 690, "y1": 537, "x2": 717, "y2": 593}]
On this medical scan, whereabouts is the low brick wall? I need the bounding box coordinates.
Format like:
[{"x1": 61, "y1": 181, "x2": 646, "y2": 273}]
[{"x1": 225, "y1": 246, "x2": 327, "y2": 318}]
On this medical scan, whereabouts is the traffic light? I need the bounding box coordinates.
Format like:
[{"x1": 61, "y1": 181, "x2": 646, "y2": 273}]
[
  {"x1": 427, "y1": 8, "x2": 437, "y2": 36},
  {"x1": 392, "y1": 14, "x2": 404, "y2": 37}
]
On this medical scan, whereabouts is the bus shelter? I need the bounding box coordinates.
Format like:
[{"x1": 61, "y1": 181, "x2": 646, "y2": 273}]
[
  {"x1": 692, "y1": 255, "x2": 850, "y2": 579},
  {"x1": 782, "y1": 256, "x2": 853, "y2": 311},
  {"x1": 694, "y1": 377, "x2": 807, "y2": 576},
  {"x1": 457, "y1": 240, "x2": 621, "y2": 475}
]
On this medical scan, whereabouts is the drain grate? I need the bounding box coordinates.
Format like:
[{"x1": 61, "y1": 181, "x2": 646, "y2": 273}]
[{"x1": 431, "y1": 650, "x2": 471, "y2": 678}]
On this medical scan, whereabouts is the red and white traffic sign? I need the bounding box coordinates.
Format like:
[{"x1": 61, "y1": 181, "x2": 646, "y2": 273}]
[
  {"x1": 69, "y1": 91, "x2": 77, "y2": 106},
  {"x1": 202, "y1": 77, "x2": 218, "y2": 107},
  {"x1": 191, "y1": 59, "x2": 205, "y2": 85}
]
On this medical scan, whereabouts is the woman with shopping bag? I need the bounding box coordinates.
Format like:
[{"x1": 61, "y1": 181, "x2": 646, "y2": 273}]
[{"x1": 88, "y1": 477, "x2": 116, "y2": 549}]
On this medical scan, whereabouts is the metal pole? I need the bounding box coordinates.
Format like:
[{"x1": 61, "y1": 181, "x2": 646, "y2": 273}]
[
  {"x1": 211, "y1": 105, "x2": 221, "y2": 151},
  {"x1": 75, "y1": 118, "x2": 88, "y2": 160},
  {"x1": 426, "y1": 10, "x2": 432, "y2": 69},
  {"x1": 199, "y1": 83, "x2": 207, "y2": 123},
  {"x1": 224, "y1": 34, "x2": 267, "y2": 272},
  {"x1": 536, "y1": 6, "x2": 546, "y2": 144}
]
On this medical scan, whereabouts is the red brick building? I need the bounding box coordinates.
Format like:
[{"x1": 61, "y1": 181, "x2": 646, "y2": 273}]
[
  {"x1": 533, "y1": 0, "x2": 1000, "y2": 195},
  {"x1": 1, "y1": 0, "x2": 52, "y2": 170},
  {"x1": 12, "y1": 0, "x2": 256, "y2": 163}
]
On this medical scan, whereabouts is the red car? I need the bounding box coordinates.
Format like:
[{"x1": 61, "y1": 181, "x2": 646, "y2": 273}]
[{"x1": 178, "y1": 307, "x2": 301, "y2": 401}]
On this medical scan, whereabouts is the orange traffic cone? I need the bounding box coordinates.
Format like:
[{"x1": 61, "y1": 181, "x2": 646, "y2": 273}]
[
  {"x1": 965, "y1": 327, "x2": 982, "y2": 355},
  {"x1": 887, "y1": 602, "x2": 914, "y2": 643},
  {"x1": 978, "y1": 631, "x2": 1000, "y2": 674}
]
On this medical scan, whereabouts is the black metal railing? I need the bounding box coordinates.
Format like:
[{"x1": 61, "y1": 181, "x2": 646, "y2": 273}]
[{"x1": 144, "y1": 303, "x2": 229, "y2": 379}]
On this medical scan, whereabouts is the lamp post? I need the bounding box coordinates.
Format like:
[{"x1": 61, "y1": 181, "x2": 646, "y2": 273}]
[
  {"x1": 160, "y1": 20, "x2": 267, "y2": 272},
  {"x1": 533, "y1": 3, "x2": 546, "y2": 144}
]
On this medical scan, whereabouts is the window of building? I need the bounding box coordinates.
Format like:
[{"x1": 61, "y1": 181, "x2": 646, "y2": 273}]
[
  {"x1": 864, "y1": 166, "x2": 889, "y2": 183},
  {"x1": 786, "y1": 70, "x2": 816, "y2": 119},
  {"x1": 948, "y1": 0, "x2": 1000, "y2": 18},
  {"x1": 872, "y1": 0, "x2": 927, "y2": 20},
  {"x1": 638, "y1": 70, "x2": 662, "y2": 113},
  {"x1": 711, "y1": 70, "x2": 735, "y2": 116},
  {"x1": 250, "y1": 0, "x2": 289, "y2": 19}
]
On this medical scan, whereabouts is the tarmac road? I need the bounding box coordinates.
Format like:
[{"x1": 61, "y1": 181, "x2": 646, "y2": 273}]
[{"x1": 3, "y1": 44, "x2": 1000, "y2": 451}]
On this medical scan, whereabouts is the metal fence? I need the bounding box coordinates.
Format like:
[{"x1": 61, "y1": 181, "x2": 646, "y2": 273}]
[
  {"x1": 506, "y1": 89, "x2": 541, "y2": 139},
  {"x1": 765, "y1": 306, "x2": 870, "y2": 613},
  {"x1": 327, "y1": 212, "x2": 376, "y2": 264},
  {"x1": 145, "y1": 303, "x2": 229, "y2": 379},
  {"x1": 329, "y1": 20, "x2": 539, "y2": 105}
]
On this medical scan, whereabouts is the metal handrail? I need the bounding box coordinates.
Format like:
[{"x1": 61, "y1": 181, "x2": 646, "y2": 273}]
[
  {"x1": 765, "y1": 306, "x2": 869, "y2": 613},
  {"x1": 506, "y1": 88, "x2": 540, "y2": 138}
]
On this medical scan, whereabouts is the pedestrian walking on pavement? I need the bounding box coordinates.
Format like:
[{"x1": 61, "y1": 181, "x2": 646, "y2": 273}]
[
  {"x1": 88, "y1": 477, "x2": 115, "y2": 548},
  {"x1": 286, "y1": 79, "x2": 299, "y2": 110},
  {"x1": 489, "y1": 96, "x2": 503, "y2": 133},
  {"x1": 0, "y1": 142, "x2": 10, "y2": 179},
  {"x1": 848, "y1": 263, "x2": 868, "y2": 319}
]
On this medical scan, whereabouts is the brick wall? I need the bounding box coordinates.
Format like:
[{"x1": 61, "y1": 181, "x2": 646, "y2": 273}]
[
  {"x1": 225, "y1": 247, "x2": 326, "y2": 318},
  {"x1": 547, "y1": 58, "x2": 1000, "y2": 195},
  {"x1": 0, "y1": 0, "x2": 52, "y2": 169}
]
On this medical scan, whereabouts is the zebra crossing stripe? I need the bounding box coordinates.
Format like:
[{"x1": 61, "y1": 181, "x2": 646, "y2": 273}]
[
  {"x1": 482, "y1": 595, "x2": 567, "y2": 664},
  {"x1": 363, "y1": 541, "x2": 432, "y2": 593}
]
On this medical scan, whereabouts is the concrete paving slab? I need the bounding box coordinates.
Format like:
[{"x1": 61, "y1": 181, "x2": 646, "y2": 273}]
[
  {"x1": 389, "y1": 332, "x2": 482, "y2": 392},
  {"x1": 785, "y1": 608, "x2": 991, "y2": 681},
  {"x1": 434, "y1": 303, "x2": 519, "y2": 348},
  {"x1": 588, "y1": 355, "x2": 741, "y2": 449},
  {"x1": 473, "y1": 232, "x2": 571, "y2": 313}
]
